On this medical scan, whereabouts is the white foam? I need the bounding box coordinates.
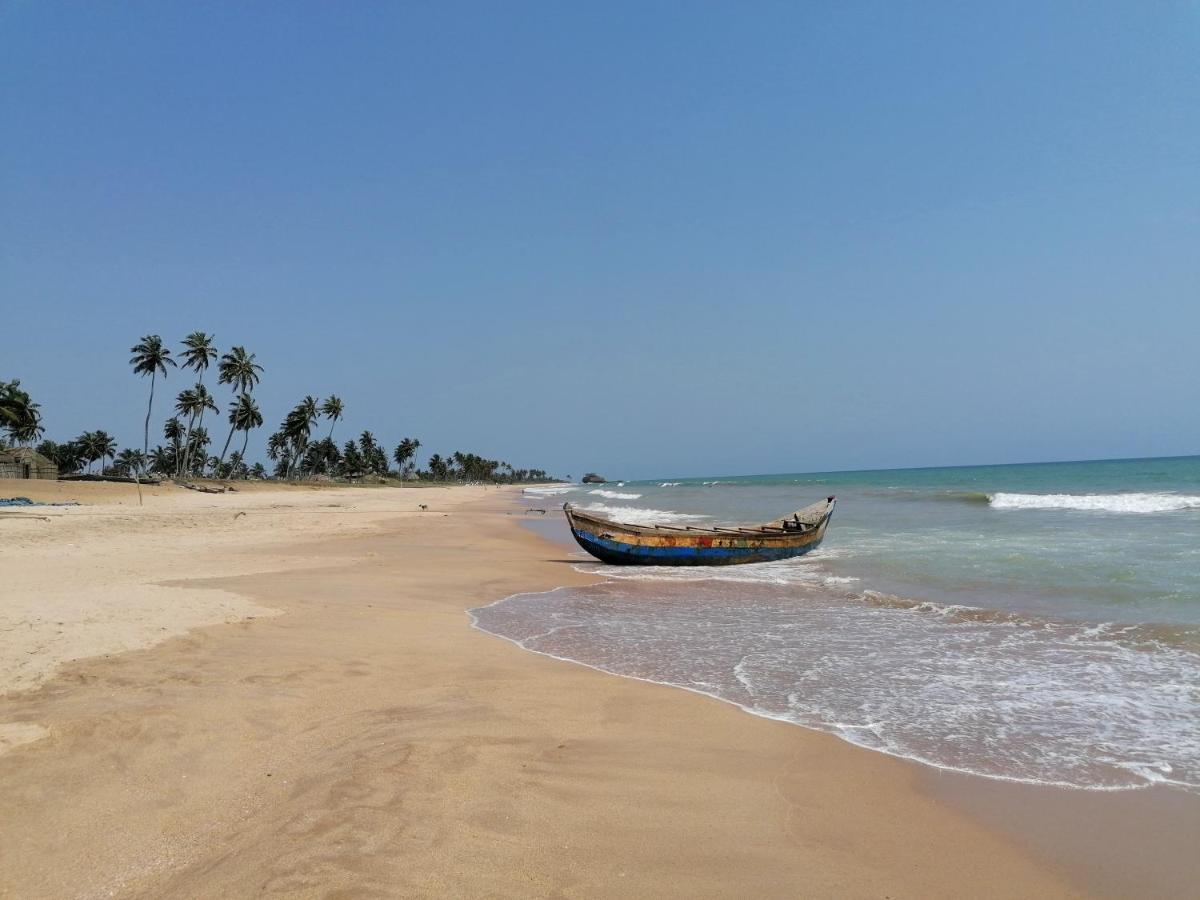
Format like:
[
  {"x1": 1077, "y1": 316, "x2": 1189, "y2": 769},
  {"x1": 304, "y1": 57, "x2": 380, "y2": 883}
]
[
  {"x1": 588, "y1": 489, "x2": 642, "y2": 500},
  {"x1": 990, "y1": 492, "x2": 1200, "y2": 513},
  {"x1": 573, "y1": 558, "x2": 857, "y2": 587},
  {"x1": 659, "y1": 482, "x2": 682, "y2": 487},
  {"x1": 522, "y1": 485, "x2": 577, "y2": 496},
  {"x1": 579, "y1": 503, "x2": 709, "y2": 525},
  {"x1": 470, "y1": 585, "x2": 1200, "y2": 793}
]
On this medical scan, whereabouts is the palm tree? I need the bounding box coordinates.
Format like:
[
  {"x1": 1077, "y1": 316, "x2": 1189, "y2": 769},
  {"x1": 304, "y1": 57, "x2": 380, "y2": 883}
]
[
  {"x1": 173, "y1": 388, "x2": 197, "y2": 474},
  {"x1": 83, "y1": 430, "x2": 117, "y2": 475},
  {"x1": 163, "y1": 417, "x2": 185, "y2": 449},
  {"x1": 234, "y1": 396, "x2": 262, "y2": 460},
  {"x1": 232, "y1": 393, "x2": 264, "y2": 467},
  {"x1": 393, "y1": 438, "x2": 421, "y2": 476},
  {"x1": 217, "y1": 346, "x2": 264, "y2": 395},
  {"x1": 148, "y1": 445, "x2": 174, "y2": 476},
  {"x1": 225, "y1": 450, "x2": 248, "y2": 479},
  {"x1": 341, "y1": 439, "x2": 364, "y2": 476},
  {"x1": 186, "y1": 426, "x2": 210, "y2": 474},
  {"x1": 180, "y1": 332, "x2": 217, "y2": 380},
  {"x1": 76, "y1": 431, "x2": 96, "y2": 472},
  {"x1": 37, "y1": 439, "x2": 82, "y2": 474},
  {"x1": 1, "y1": 379, "x2": 44, "y2": 446},
  {"x1": 114, "y1": 448, "x2": 146, "y2": 476},
  {"x1": 130, "y1": 335, "x2": 176, "y2": 455},
  {"x1": 266, "y1": 430, "x2": 291, "y2": 479},
  {"x1": 175, "y1": 384, "x2": 217, "y2": 477},
  {"x1": 426, "y1": 453, "x2": 448, "y2": 481},
  {"x1": 179, "y1": 332, "x2": 217, "y2": 473},
  {"x1": 216, "y1": 347, "x2": 264, "y2": 473},
  {"x1": 284, "y1": 396, "x2": 319, "y2": 479},
  {"x1": 321, "y1": 395, "x2": 344, "y2": 440}
]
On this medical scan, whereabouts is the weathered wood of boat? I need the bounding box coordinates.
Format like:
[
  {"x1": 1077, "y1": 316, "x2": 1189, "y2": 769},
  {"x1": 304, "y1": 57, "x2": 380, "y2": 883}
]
[{"x1": 563, "y1": 497, "x2": 836, "y2": 566}]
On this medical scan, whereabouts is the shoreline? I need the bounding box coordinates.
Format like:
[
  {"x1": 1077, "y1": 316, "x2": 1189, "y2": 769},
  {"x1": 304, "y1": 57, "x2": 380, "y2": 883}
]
[
  {"x1": 506, "y1": 501, "x2": 1200, "y2": 899},
  {"x1": 0, "y1": 481, "x2": 1189, "y2": 895}
]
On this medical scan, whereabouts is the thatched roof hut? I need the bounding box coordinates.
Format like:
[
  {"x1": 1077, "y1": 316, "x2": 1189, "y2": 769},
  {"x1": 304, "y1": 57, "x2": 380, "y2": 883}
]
[{"x1": 0, "y1": 447, "x2": 58, "y2": 480}]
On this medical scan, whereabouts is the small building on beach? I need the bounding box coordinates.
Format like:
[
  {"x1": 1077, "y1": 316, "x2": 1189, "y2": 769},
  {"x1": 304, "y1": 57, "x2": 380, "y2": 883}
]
[{"x1": 0, "y1": 447, "x2": 58, "y2": 480}]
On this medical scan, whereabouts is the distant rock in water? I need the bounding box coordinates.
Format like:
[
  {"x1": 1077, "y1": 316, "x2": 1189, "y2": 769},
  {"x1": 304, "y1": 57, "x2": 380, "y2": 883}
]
[{"x1": 581, "y1": 473, "x2": 607, "y2": 484}]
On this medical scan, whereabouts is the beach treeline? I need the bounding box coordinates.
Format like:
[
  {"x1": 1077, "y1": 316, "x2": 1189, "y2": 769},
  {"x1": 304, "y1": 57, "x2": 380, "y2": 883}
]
[{"x1": 2, "y1": 334, "x2": 557, "y2": 484}]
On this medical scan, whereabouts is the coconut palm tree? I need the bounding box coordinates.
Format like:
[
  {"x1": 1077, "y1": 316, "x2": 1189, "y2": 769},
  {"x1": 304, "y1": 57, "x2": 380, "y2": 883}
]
[
  {"x1": 225, "y1": 450, "x2": 248, "y2": 479},
  {"x1": 0, "y1": 380, "x2": 23, "y2": 430},
  {"x1": 1, "y1": 379, "x2": 43, "y2": 446},
  {"x1": 163, "y1": 416, "x2": 184, "y2": 446},
  {"x1": 186, "y1": 426, "x2": 210, "y2": 474},
  {"x1": 215, "y1": 347, "x2": 264, "y2": 473},
  {"x1": 130, "y1": 335, "x2": 176, "y2": 455},
  {"x1": 340, "y1": 439, "x2": 364, "y2": 476},
  {"x1": 180, "y1": 332, "x2": 217, "y2": 380},
  {"x1": 179, "y1": 333, "x2": 217, "y2": 471},
  {"x1": 217, "y1": 346, "x2": 264, "y2": 396},
  {"x1": 231, "y1": 393, "x2": 264, "y2": 469},
  {"x1": 114, "y1": 448, "x2": 146, "y2": 476},
  {"x1": 36, "y1": 439, "x2": 82, "y2": 474},
  {"x1": 266, "y1": 430, "x2": 292, "y2": 478},
  {"x1": 432, "y1": 453, "x2": 450, "y2": 481},
  {"x1": 81, "y1": 430, "x2": 117, "y2": 475},
  {"x1": 393, "y1": 437, "x2": 421, "y2": 474},
  {"x1": 234, "y1": 393, "x2": 262, "y2": 465},
  {"x1": 148, "y1": 445, "x2": 174, "y2": 476},
  {"x1": 175, "y1": 384, "x2": 217, "y2": 477},
  {"x1": 321, "y1": 395, "x2": 344, "y2": 440},
  {"x1": 283, "y1": 397, "x2": 319, "y2": 479},
  {"x1": 74, "y1": 432, "x2": 91, "y2": 471}
]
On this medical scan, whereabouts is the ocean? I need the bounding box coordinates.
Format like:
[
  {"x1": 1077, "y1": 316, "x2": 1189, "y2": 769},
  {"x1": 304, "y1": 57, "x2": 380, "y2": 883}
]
[{"x1": 470, "y1": 457, "x2": 1200, "y2": 793}]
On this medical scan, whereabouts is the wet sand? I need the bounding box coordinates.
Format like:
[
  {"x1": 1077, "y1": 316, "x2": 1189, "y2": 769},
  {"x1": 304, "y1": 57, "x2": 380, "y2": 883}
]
[{"x1": 0, "y1": 481, "x2": 1183, "y2": 896}]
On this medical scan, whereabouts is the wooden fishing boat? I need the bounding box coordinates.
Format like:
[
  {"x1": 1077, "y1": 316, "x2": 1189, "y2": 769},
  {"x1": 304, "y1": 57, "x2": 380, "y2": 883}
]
[{"x1": 563, "y1": 496, "x2": 836, "y2": 566}]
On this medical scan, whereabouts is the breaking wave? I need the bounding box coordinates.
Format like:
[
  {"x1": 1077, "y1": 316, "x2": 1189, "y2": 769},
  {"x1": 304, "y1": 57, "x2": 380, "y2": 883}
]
[
  {"x1": 579, "y1": 503, "x2": 710, "y2": 525},
  {"x1": 588, "y1": 489, "x2": 643, "y2": 500},
  {"x1": 989, "y1": 492, "x2": 1200, "y2": 514},
  {"x1": 522, "y1": 485, "x2": 577, "y2": 496}
]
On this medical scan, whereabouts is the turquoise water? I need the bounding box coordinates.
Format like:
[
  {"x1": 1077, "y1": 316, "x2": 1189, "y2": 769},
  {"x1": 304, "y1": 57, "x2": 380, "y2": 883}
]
[{"x1": 473, "y1": 457, "x2": 1200, "y2": 791}]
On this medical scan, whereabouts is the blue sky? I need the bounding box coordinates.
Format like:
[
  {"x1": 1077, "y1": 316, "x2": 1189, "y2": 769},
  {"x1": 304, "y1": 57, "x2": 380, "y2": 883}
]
[{"x1": 3, "y1": 2, "x2": 1198, "y2": 479}]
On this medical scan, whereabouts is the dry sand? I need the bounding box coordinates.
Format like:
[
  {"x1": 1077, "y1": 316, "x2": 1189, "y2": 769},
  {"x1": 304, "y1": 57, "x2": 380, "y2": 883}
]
[{"x1": 0, "y1": 479, "x2": 1183, "y2": 897}]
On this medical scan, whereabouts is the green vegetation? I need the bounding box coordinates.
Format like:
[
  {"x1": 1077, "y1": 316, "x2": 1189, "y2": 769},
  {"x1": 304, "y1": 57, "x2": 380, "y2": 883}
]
[
  {"x1": 6, "y1": 335, "x2": 559, "y2": 485},
  {"x1": 0, "y1": 380, "x2": 43, "y2": 446}
]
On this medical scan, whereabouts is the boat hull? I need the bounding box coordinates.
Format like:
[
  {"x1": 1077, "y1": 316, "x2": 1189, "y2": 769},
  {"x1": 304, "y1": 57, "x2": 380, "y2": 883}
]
[
  {"x1": 563, "y1": 498, "x2": 835, "y2": 567},
  {"x1": 568, "y1": 525, "x2": 828, "y2": 566}
]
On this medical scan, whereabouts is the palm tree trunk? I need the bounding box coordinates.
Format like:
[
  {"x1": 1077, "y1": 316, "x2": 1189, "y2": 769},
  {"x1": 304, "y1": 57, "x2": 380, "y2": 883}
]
[
  {"x1": 240, "y1": 428, "x2": 252, "y2": 473},
  {"x1": 179, "y1": 411, "x2": 195, "y2": 478},
  {"x1": 143, "y1": 371, "x2": 156, "y2": 455},
  {"x1": 194, "y1": 404, "x2": 210, "y2": 475},
  {"x1": 218, "y1": 423, "x2": 236, "y2": 471},
  {"x1": 288, "y1": 437, "x2": 307, "y2": 480}
]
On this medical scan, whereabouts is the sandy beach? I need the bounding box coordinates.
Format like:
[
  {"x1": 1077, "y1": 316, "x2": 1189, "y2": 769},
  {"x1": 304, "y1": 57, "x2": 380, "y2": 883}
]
[{"x1": 0, "y1": 481, "x2": 1194, "y2": 898}]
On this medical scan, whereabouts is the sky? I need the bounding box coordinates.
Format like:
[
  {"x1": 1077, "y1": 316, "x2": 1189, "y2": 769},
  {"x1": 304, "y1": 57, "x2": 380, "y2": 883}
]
[{"x1": 3, "y1": 2, "x2": 1198, "y2": 479}]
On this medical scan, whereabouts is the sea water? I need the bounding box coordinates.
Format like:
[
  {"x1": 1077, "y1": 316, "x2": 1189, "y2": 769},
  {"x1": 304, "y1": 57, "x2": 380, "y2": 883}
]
[{"x1": 471, "y1": 457, "x2": 1200, "y2": 792}]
